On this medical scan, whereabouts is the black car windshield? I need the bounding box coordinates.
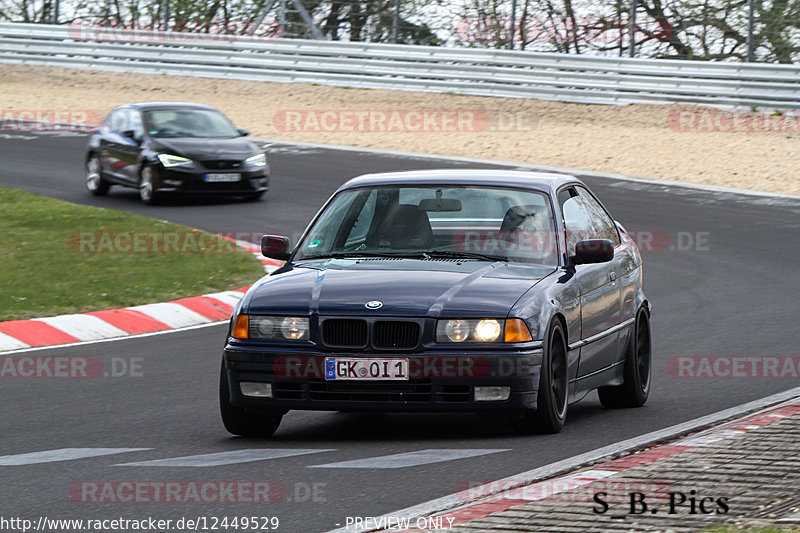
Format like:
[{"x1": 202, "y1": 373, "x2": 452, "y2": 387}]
[
  {"x1": 295, "y1": 185, "x2": 559, "y2": 265},
  {"x1": 143, "y1": 109, "x2": 240, "y2": 138}
]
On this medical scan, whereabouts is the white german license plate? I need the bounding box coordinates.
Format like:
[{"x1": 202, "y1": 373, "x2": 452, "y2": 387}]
[
  {"x1": 325, "y1": 357, "x2": 409, "y2": 381},
  {"x1": 204, "y1": 173, "x2": 240, "y2": 182}
]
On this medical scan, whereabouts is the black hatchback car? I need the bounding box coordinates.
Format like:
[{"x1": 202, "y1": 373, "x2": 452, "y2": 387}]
[
  {"x1": 85, "y1": 102, "x2": 269, "y2": 204},
  {"x1": 220, "y1": 170, "x2": 651, "y2": 436}
]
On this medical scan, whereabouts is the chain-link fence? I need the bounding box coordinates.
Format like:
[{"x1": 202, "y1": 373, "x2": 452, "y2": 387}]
[{"x1": 1, "y1": 0, "x2": 797, "y2": 62}]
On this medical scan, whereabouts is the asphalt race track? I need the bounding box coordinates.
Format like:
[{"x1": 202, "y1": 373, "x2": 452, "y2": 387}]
[{"x1": 1, "y1": 130, "x2": 799, "y2": 532}]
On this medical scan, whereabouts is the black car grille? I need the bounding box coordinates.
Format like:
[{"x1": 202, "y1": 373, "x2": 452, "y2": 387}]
[
  {"x1": 320, "y1": 319, "x2": 420, "y2": 350},
  {"x1": 322, "y1": 319, "x2": 369, "y2": 348},
  {"x1": 373, "y1": 321, "x2": 419, "y2": 350},
  {"x1": 200, "y1": 160, "x2": 243, "y2": 170},
  {"x1": 308, "y1": 380, "x2": 431, "y2": 402}
]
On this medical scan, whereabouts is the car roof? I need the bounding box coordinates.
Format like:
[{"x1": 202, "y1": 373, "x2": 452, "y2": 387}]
[
  {"x1": 338, "y1": 169, "x2": 583, "y2": 195},
  {"x1": 119, "y1": 102, "x2": 219, "y2": 111}
]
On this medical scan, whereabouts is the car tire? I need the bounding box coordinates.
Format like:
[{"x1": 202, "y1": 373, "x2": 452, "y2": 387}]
[
  {"x1": 85, "y1": 155, "x2": 110, "y2": 196},
  {"x1": 512, "y1": 319, "x2": 569, "y2": 435},
  {"x1": 138, "y1": 165, "x2": 160, "y2": 205},
  {"x1": 219, "y1": 363, "x2": 283, "y2": 437},
  {"x1": 598, "y1": 307, "x2": 651, "y2": 408}
]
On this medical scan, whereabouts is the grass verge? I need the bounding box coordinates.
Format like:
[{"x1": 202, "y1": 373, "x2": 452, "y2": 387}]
[{"x1": 0, "y1": 187, "x2": 266, "y2": 321}]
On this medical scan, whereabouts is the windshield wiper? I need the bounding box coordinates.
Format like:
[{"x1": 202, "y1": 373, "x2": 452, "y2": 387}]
[
  {"x1": 299, "y1": 251, "x2": 428, "y2": 260},
  {"x1": 421, "y1": 250, "x2": 509, "y2": 262}
]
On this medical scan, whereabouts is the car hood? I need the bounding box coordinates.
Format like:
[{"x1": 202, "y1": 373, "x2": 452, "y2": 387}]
[
  {"x1": 245, "y1": 260, "x2": 556, "y2": 317},
  {"x1": 151, "y1": 137, "x2": 257, "y2": 160}
]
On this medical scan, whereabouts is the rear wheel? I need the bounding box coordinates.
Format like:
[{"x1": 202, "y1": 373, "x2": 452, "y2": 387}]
[
  {"x1": 512, "y1": 319, "x2": 568, "y2": 434},
  {"x1": 85, "y1": 155, "x2": 110, "y2": 196},
  {"x1": 598, "y1": 307, "x2": 651, "y2": 408},
  {"x1": 219, "y1": 363, "x2": 283, "y2": 437},
  {"x1": 138, "y1": 165, "x2": 160, "y2": 205}
]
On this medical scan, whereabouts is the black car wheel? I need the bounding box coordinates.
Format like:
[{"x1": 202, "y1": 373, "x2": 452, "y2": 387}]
[
  {"x1": 219, "y1": 363, "x2": 283, "y2": 437},
  {"x1": 598, "y1": 306, "x2": 651, "y2": 408},
  {"x1": 512, "y1": 319, "x2": 569, "y2": 434},
  {"x1": 85, "y1": 155, "x2": 110, "y2": 196},
  {"x1": 138, "y1": 165, "x2": 160, "y2": 205}
]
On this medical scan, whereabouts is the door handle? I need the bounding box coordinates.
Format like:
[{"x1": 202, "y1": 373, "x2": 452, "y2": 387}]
[{"x1": 609, "y1": 271, "x2": 617, "y2": 282}]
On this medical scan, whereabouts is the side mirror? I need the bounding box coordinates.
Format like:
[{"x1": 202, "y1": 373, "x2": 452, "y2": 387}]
[
  {"x1": 572, "y1": 239, "x2": 614, "y2": 265},
  {"x1": 123, "y1": 130, "x2": 141, "y2": 143},
  {"x1": 261, "y1": 234, "x2": 290, "y2": 261},
  {"x1": 238, "y1": 128, "x2": 250, "y2": 137}
]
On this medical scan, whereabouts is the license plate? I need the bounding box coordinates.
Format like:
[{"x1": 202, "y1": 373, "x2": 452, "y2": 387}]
[
  {"x1": 204, "y1": 173, "x2": 240, "y2": 182},
  {"x1": 325, "y1": 357, "x2": 409, "y2": 381}
]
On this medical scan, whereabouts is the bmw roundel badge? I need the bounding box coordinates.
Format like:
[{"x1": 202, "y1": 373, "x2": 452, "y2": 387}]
[{"x1": 365, "y1": 300, "x2": 383, "y2": 309}]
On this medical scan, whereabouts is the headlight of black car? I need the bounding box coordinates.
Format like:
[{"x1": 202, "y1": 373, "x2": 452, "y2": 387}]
[
  {"x1": 157, "y1": 154, "x2": 195, "y2": 169},
  {"x1": 244, "y1": 153, "x2": 268, "y2": 168},
  {"x1": 232, "y1": 315, "x2": 309, "y2": 341},
  {"x1": 435, "y1": 318, "x2": 534, "y2": 343}
]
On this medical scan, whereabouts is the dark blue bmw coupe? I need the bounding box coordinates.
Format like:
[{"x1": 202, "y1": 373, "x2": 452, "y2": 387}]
[{"x1": 220, "y1": 169, "x2": 651, "y2": 436}]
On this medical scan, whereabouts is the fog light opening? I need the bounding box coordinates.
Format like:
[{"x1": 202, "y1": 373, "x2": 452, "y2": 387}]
[
  {"x1": 474, "y1": 386, "x2": 510, "y2": 402},
  {"x1": 240, "y1": 382, "x2": 273, "y2": 398}
]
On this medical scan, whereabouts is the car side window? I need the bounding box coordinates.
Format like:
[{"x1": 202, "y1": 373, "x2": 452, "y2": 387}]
[
  {"x1": 109, "y1": 109, "x2": 128, "y2": 133},
  {"x1": 559, "y1": 187, "x2": 596, "y2": 256},
  {"x1": 128, "y1": 109, "x2": 144, "y2": 139},
  {"x1": 576, "y1": 186, "x2": 620, "y2": 246}
]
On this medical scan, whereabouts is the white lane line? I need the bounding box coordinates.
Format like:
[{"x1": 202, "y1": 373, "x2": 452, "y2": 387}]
[
  {"x1": 0, "y1": 448, "x2": 151, "y2": 466},
  {"x1": 117, "y1": 449, "x2": 336, "y2": 467},
  {"x1": 34, "y1": 314, "x2": 128, "y2": 341},
  {"x1": 128, "y1": 302, "x2": 211, "y2": 328},
  {"x1": 309, "y1": 449, "x2": 509, "y2": 469},
  {"x1": 0, "y1": 331, "x2": 30, "y2": 351}
]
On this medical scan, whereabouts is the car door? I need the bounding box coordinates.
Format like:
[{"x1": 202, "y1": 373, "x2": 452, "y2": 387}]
[
  {"x1": 118, "y1": 108, "x2": 145, "y2": 183},
  {"x1": 100, "y1": 108, "x2": 133, "y2": 183},
  {"x1": 558, "y1": 186, "x2": 622, "y2": 379}
]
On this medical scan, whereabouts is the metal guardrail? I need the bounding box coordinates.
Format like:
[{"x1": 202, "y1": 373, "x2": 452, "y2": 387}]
[{"x1": 1, "y1": 22, "x2": 799, "y2": 108}]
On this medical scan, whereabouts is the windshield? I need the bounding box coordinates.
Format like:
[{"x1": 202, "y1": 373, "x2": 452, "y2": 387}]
[
  {"x1": 295, "y1": 185, "x2": 559, "y2": 265},
  {"x1": 143, "y1": 109, "x2": 240, "y2": 138}
]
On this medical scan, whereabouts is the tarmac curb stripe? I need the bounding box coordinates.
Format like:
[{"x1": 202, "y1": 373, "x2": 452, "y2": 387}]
[
  {"x1": 382, "y1": 398, "x2": 800, "y2": 532},
  {"x1": 0, "y1": 239, "x2": 283, "y2": 354}
]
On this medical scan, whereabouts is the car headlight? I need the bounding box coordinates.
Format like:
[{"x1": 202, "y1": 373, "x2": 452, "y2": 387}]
[
  {"x1": 157, "y1": 154, "x2": 194, "y2": 168},
  {"x1": 436, "y1": 318, "x2": 533, "y2": 343},
  {"x1": 232, "y1": 314, "x2": 309, "y2": 341},
  {"x1": 245, "y1": 153, "x2": 267, "y2": 167}
]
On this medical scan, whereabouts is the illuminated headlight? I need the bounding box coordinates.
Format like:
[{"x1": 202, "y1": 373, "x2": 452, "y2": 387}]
[
  {"x1": 436, "y1": 319, "x2": 533, "y2": 343},
  {"x1": 157, "y1": 154, "x2": 194, "y2": 168},
  {"x1": 249, "y1": 316, "x2": 309, "y2": 341},
  {"x1": 245, "y1": 153, "x2": 267, "y2": 167}
]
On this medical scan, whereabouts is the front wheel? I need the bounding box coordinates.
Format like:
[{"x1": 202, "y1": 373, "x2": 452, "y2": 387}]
[
  {"x1": 138, "y1": 165, "x2": 160, "y2": 205},
  {"x1": 86, "y1": 155, "x2": 110, "y2": 196},
  {"x1": 598, "y1": 307, "x2": 651, "y2": 408},
  {"x1": 219, "y1": 363, "x2": 283, "y2": 437},
  {"x1": 512, "y1": 319, "x2": 569, "y2": 434}
]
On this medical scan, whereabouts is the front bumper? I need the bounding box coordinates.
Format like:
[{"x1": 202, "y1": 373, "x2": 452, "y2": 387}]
[
  {"x1": 154, "y1": 166, "x2": 269, "y2": 195},
  {"x1": 222, "y1": 345, "x2": 543, "y2": 413}
]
